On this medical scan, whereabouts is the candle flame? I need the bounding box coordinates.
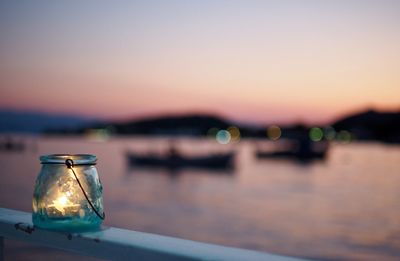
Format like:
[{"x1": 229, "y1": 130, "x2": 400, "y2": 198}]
[{"x1": 52, "y1": 195, "x2": 69, "y2": 215}]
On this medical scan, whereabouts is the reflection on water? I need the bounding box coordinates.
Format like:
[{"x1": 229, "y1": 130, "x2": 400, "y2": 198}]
[{"x1": 1, "y1": 137, "x2": 400, "y2": 260}]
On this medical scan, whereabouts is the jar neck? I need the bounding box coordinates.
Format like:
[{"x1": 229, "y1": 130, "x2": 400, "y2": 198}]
[{"x1": 40, "y1": 154, "x2": 97, "y2": 166}]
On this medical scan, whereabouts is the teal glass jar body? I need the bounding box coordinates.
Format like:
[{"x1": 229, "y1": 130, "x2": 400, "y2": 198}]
[{"x1": 32, "y1": 154, "x2": 104, "y2": 231}]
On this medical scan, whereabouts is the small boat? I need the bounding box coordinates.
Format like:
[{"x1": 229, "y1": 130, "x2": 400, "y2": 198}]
[
  {"x1": 0, "y1": 137, "x2": 25, "y2": 152},
  {"x1": 256, "y1": 139, "x2": 329, "y2": 162},
  {"x1": 127, "y1": 151, "x2": 235, "y2": 170},
  {"x1": 256, "y1": 149, "x2": 326, "y2": 160}
]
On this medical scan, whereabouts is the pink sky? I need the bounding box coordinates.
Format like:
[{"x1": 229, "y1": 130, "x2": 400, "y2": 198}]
[{"x1": 0, "y1": 1, "x2": 399, "y2": 125}]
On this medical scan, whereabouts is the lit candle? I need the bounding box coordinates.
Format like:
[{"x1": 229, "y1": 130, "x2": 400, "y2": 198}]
[
  {"x1": 47, "y1": 194, "x2": 80, "y2": 217},
  {"x1": 33, "y1": 154, "x2": 104, "y2": 230}
]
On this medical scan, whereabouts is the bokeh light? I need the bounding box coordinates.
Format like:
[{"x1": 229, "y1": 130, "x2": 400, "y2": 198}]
[
  {"x1": 207, "y1": 127, "x2": 219, "y2": 138},
  {"x1": 324, "y1": 126, "x2": 336, "y2": 141},
  {"x1": 216, "y1": 130, "x2": 231, "y2": 144},
  {"x1": 309, "y1": 127, "x2": 323, "y2": 142},
  {"x1": 85, "y1": 128, "x2": 112, "y2": 142},
  {"x1": 267, "y1": 125, "x2": 281, "y2": 141},
  {"x1": 337, "y1": 130, "x2": 352, "y2": 143},
  {"x1": 227, "y1": 126, "x2": 241, "y2": 143}
]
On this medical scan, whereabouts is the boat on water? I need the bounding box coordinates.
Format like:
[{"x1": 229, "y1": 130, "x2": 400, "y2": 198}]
[
  {"x1": 0, "y1": 137, "x2": 25, "y2": 152},
  {"x1": 127, "y1": 150, "x2": 235, "y2": 171},
  {"x1": 256, "y1": 139, "x2": 329, "y2": 161},
  {"x1": 256, "y1": 149, "x2": 326, "y2": 160}
]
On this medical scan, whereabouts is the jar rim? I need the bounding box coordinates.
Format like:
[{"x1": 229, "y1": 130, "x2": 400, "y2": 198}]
[{"x1": 40, "y1": 154, "x2": 97, "y2": 165}]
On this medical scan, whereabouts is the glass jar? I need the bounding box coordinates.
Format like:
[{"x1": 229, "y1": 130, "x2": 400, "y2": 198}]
[{"x1": 32, "y1": 154, "x2": 104, "y2": 231}]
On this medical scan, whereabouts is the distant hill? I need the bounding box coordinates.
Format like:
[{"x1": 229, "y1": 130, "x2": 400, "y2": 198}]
[
  {"x1": 332, "y1": 109, "x2": 400, "y2": 143},
  {"x1": 0, "y1": 109, "x2": 96, "y2": 134},
  {"x1": 7, "y1": 108, "x2": 399, "y2": 143},
  {"x1": 46, "y1": 113, "x2": 268, "y2": 137},
  {"x1": 90, "y1": 114, "x2": 234, "y2": 136}
]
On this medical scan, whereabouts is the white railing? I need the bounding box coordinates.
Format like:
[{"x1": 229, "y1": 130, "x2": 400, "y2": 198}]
[{"x1": 0, "y1": 208, "x2": 303, "y2": 261}]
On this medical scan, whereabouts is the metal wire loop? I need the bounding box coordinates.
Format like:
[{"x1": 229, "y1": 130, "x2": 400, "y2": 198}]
[{"x1": 65, "y1": 159, "x2": 105, "y2": 220}]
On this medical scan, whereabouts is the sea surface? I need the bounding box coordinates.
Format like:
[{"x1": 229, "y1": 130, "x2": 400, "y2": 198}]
[{"x1": 1, "y1": 136, "x2": 400, "y2": 260}]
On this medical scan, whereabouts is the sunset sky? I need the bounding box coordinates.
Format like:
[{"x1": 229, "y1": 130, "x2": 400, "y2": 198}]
[{"x1": 0, "y1": 0, "x2": 399, "y2": 124}]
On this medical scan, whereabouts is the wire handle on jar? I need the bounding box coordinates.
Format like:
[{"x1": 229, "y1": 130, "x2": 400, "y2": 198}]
[{"x1": 65, "y1": 159, "x2": 105, "y2": 220}]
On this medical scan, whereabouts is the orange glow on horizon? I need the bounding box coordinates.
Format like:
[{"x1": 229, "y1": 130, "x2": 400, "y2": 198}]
[{"x1": 0, "y1": 1, "x2": 399, "y2": 124}]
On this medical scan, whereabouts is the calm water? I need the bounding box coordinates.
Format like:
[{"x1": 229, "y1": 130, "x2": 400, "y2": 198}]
[{"x1": 1, "y1": 136, "x2": 400, "y2": 260}]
